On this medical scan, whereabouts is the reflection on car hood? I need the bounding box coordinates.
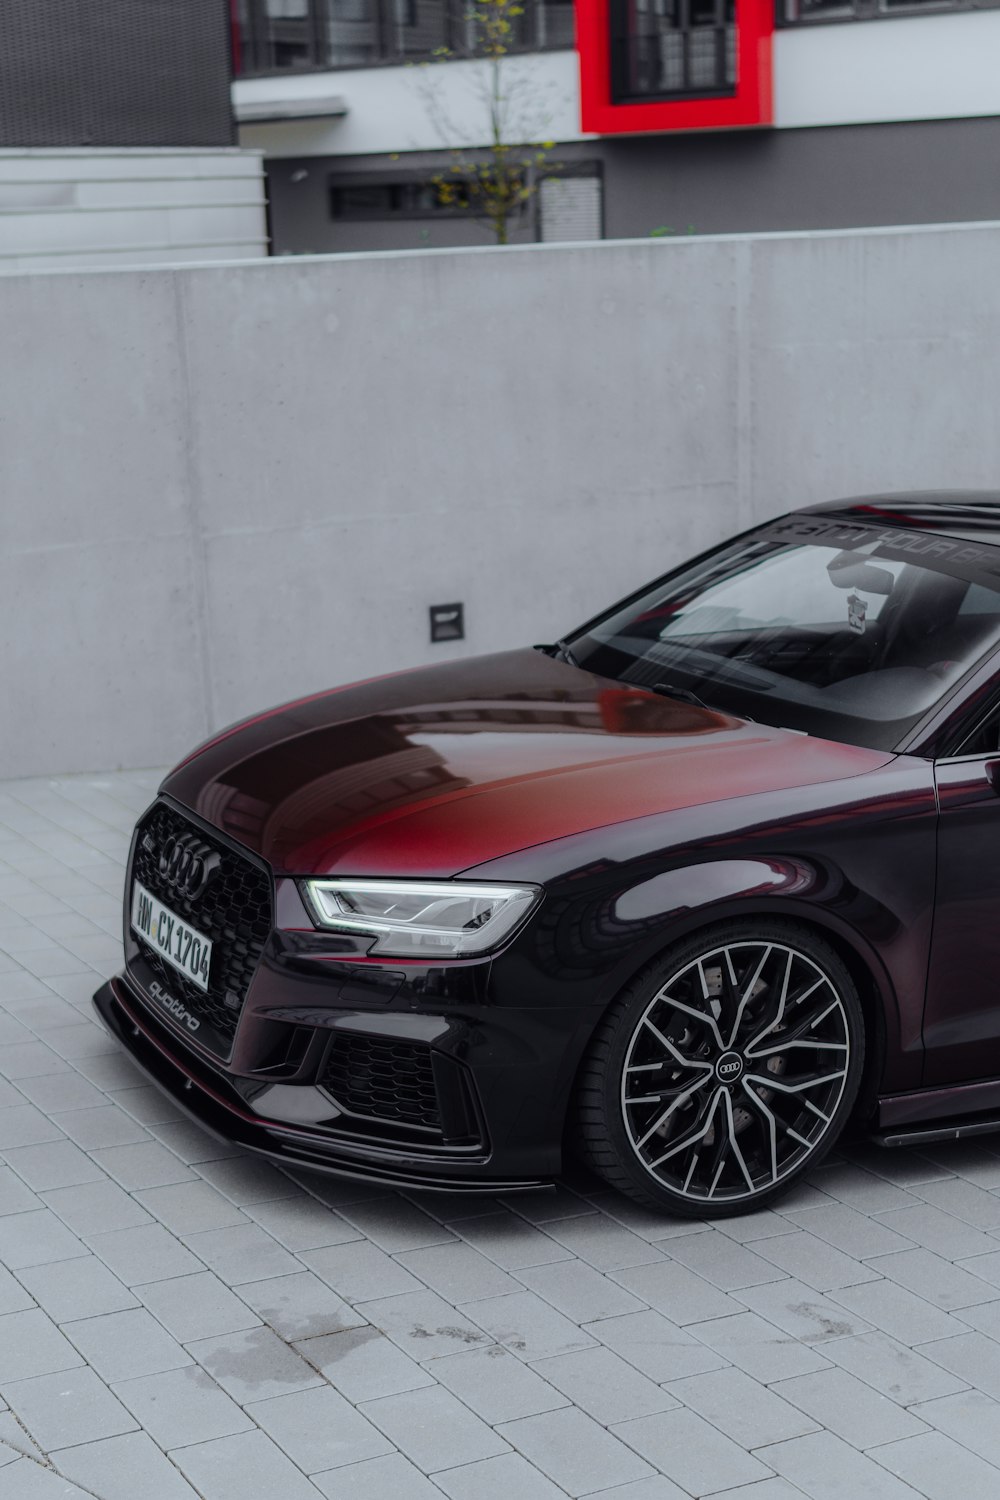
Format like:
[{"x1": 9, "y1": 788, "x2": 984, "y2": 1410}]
[{"x1": 161, "y1": 649, "x2": 894, "y2": 878}]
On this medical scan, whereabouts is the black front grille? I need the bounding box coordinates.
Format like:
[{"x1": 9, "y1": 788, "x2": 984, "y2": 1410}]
[
  {"x1": 321, "y1": 1034, "x2": 442, "y2": 1132},
  {"x1": 129, "y1": 802, "x2": 272, "y2": 1056}
]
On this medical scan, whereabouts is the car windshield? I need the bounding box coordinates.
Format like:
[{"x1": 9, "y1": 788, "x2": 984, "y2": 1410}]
[{"x1": 571, "y1": 518, "x2": 1000, "y2": 750}]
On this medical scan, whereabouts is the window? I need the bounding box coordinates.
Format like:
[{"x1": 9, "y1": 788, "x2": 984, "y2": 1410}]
[
  {"x1": 329, "y1": 175, "x2": 528, "y2": 219},
  {"x1": 778, "y1": 0, "x2": 999, "y2": 25},
  {"x1": 610, "y1": 0, "x2": 736, "y2": 103},
  {"x1": 233, "y1": 0, "x2": 576, "y2": 75}
]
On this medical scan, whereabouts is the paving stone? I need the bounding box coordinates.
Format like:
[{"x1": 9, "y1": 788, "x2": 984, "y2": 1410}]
[
  {"x1": 133, "y1": 1181, "x2": 250, "y2": 1236},
  {"x1": 51, "y1": 1106, "x2": 150, "y2": 1151},
  {"x1": 242, "y1": 1196, "x2": 361, "y2": 1252},
  {"x1": 112, "y1": 1365, "x2": 253, "y2": 1449},
  {"x1": 752, "y1": 1229, "x2": 883, "y2": 1292},
  {"x1": 335, "y1": 1196, "x2": 457, "y2": 1253},
  {"x1": 498, "y1": 1406, "x2": 654, "y2": 1496},
  {"x1": 872, "y1": 1430, "x2": 1000, "y2": 1500},
  {"x1": 152, "y1": 1120, "x2": 243, "y2": 1166},
  {"x1": 686, "y1": 1309, "x2": 831, "y2": 1382},
  {"x1": 585, "y1": 1308, "x2": 731, "y2": 1381},
  {"x1": 396, "y1": 1242, "x2": 522, "y2": 1305},
  {"x1": 514, "y1": 1258, "x2": 646, "y2": 1322},
  {"x1": 461, "y1": 1290, "x2": 597, "y2": 1361},
  {"x1": 87, "y1": 1223, "x2": 204, "y2": 1285},
  {"x1": 820, "y1": 1330, "x2": 970, "y2": 1405},
  {"x1": 667, "y1": 1365, "x2": 820, "y2": 1446},
  {"x1": 187, "y1": 1327, "x2": 323, "y2": 1404},
  {"x1": 168, "y1": 1428, "x2": 325, "y2": 1500},
  {"x1": 105, "y1": 1085, "x2": 188, "y2": 1127},
  {"x1": 312, "y1": 1452, "x2": 445, "y2": 1500},
  {"x1": 247, "y1": 1384, "x2": 394, "y2": 1473},
  {"x1": 0, "y1": 1210, "x2": 85, "y2": 1269},
  {"x1": 0, "y1": 1410, "x2": 46, "y2": 1462},
  {"x1": 17, "y1": 1256, "x2": 139, "y2": 1322},
  {"x1": 0, "y1": 1105, "x2": 66, "y2": 1149},
  {"x1": 757, "y1": 1428, "x2": 938, "y2": 1500},
  {"x1": 918, "y1": 1331, "x2": 1000, "y2": 1400},
  {"x1": 612, "y1": 1407, "x2": 771, "y2": 1494},
  {"x1": 135, "y1": 1272, "x2": 262, "y2": 1342},
  {"x1": 361, "y1": 1289, "x2": 493, "y2": 1361},
  {"x1": 782, "y1": 1202, "x2": 918, "y2": 1260},
  {"x1": 14, "y1": 1076, "x2": 106, "y2": 1114},
  {"x1": 910, "y1": 1388, "x2": 1000, "y2": 1466},
  {"x1": 772, "y1": 1367, "x2": 929, "y2": 1449},
  {"x1": 537, "y1": 1214, "x2": 665, "y2": 1272},
  {"x1": 301, "y1": 1240, "x2": 425, "y2": 1303},
  {"x1": 586, "y1": 1481, "x2": 690, "y2": 1500},
  {"x1": 873, "y1": 1205, "x2": 999, "y2": 1261},
  {"x1": 807, "y1": 1163, "x2": 924, "y2": 1213},
  {"x1": 866, "y1": 1248, "x2": 1000, "y2": 1311},
  {"x1": 735, "y1": 1278, "x2": 875, "y2": 1342},
  {"x1": 531, "y1": 1347, "x2": 677, "y2": 1424},
  {"x1": 52, "y1": 1431, "x2": 200, "y2": 1500},
  {"x1": 434, "y1": 1452, "x2": 567, "y2": 1500},
  {"x1": 0, "y1": 1458, "x2": 98, "y2": 1498},
  {"x1": 63, "y1": 1308, "x2": 191, "y2": 1383},
  {"x1": 89, "y1": 1142, "x2": 195, "y2": 1191},
  {"x1": 908, "y1": 1177, "x2": 1000, "y2": 1229},
  {"x1": 0, "y1": 1265, "x2": 33, "y2": 1318},
  {"x1": 362, "y1": 1384, "x2": 509, "y2": 1471},
  {"x1": 428, "y1": 1345, "x2": 566, "y2": 1424},
  {"x1": 196, "y1": 1156, "x2": 302, "y2": 1206},
  {"x1": 43, "y1": 1180, "x2": 152, "y2": 1237},
  {"x1": 701, "y1": 1483, "x2": 809, "y2": 1500},
  {"x1": 501, "y1": 1188, "x2": 594, "y2": 1225},
  {"x1": 0, "y1": 1164, "x2": 41, "y2": 1217},
  {"x1": 658, "y1": 1230, "x2": 790, "y2": 1290},
  {"x1": 0, "y1": 1309, "x2": 83, "y2": 1382},
  {"x1": 182, "y1": 1225, "x2": 301, "y2": 1286},
  {"x1": 2, "y1": 1367, "x2": 136, "y2": 1451},
  {"x1": 828, "y1": 1278, "x2": 972, "y2": 1346},
  {"x1": 455, "y1": 1213, "x2": 574, "y2": 1270},
  {"x1": 611, "y1": 1258, "x2": 745, "y2": 1325},
  {"x1": 913, "y1": 1144, "x2": 1000, "y2": 1189},
  {"x1": 239, "y1": 1270, "x2": 366, "y2": 1342}
]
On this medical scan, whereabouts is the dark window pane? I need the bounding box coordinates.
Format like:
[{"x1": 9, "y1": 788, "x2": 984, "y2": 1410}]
[
  {"x1": 611, "y1": 0, "x2": 736, "y2": 102},
  {"x1": 252, "y1": 0, "x2": 318, "y2": 69},
  {"x1": 319, "y1": 0, "x2": 380, "y2": 66}
]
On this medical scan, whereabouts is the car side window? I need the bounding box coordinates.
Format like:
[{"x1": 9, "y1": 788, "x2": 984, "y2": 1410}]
[{"x1": 955, "y1": 704, "x2": 1000, "y2": 758}]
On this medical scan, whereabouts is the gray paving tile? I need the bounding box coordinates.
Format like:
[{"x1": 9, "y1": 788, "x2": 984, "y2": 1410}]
[
  {"x1": 772, "y1": 1367, "x2": 928, "y2": 1449},
  {"x1": 63, "y1": 1308, "x2": 192, "y2": 1383},
  {"x1": 908, "y1": 1176, "x2": 1000, "y2": 1229},
  {"x1": 611, "y1": 1258, "x2": 745, "y2": 1325},
  {"x1": 782, "y1": 1202, "x2": 918, "y2": 1260},
  {"x1": 757, "y1": 1428, "x2": 937, "y2": 1500},
  {"x1": 112, "y1": 1365, "x2": 254, "y2": 1449},
  {"x1": 363, "y1": 1384, "x2": 509, "y2": 1471},
  {"x1": 312, "y1": 1452, "x2": 445, "y2": 1499},
  {"x1": 152, "y1": 1120, "x2": 243, "y2": 1165},
  {"x1": 918, "y1": 1331, "x2": 1000, "y2": 1400},
  {"x1": 16, "y1": 1256, "x2": 139, "y2": 1323},
  {"x1": 0, "y1": 1309, "x2": 83, "y2": 1382},
  {"x1": 14, "y1": 1075, "x2": 106, "y2": 1113},
  {"x1": 167, "y1": 1428, "x2": 324, "y2": 1500},
  {"x1": 872, "y1": 1430, "x2": 1000, "y2": 1500},
  {"x1": 196, "y1": 1155, "x2": 302, "y2": 1205},
  {"x1": 735, "y1": 1278, "x2": 875, "y2": 1342},
  {"x1": 821, "y1": 1329, "x2": 970, "y2": 1406},
  {"x1": 538, "y1": 1214, "x2": 665, "y2": 1272},
  {"x1": 585, "y1": 1307, "x2": 731, "y2": 1381},
  {"x1": 456, "y1": 1212, "x2": 574, "y2": 1270},
  {"x1": 242, "y1": 1195, "x2": 360, "y2": 1251},
  {"x1": 461, "y1": 1290, "x2": 598, "y2": 1361},
  {"x1": 666, "y1": 1365, "x2": 819, "y2": 1446},
  {"x1": 612, "y1": 1407, "x2": 771, "y2": 1494},
  {"x1": 686, "y1": 1309, "x2": 831, "y2": 1383},
  {"x1": 300, "y1": 1326, "x2": 435, "y2": 1403},
  {"x1": 0, "y1": 1457, "x2": 98, "y2": 1498},
  {"x1": 434, "y1": 1452, "x2": 567, "y2": 1500},
  {"x1": 238, "y1": 1270, "x2": 366, "y2": 1342},
  {"x1": 133, "y1": 1181, "x2": 250, "y2": 1236},
  {"x1": 301, "y1": 1239, "x2": 424, "y2": 1303},
  {"x1": 87, "y1": 1223, "x2": 204, "y2": 1285},
  {"x1": 498, "y1": 1406, "x2": 653, "y2": 1496},
  {"x1": 0, "y1": 1165, "x2": 40, "y2": 1217},
  {"x1": 515, "y1": 1258, "x2": 646, "y2": 1322},
  {"x1": 42, "y1": 1180, "x2": 152, "y2": 1236},
  {"x1": 362, "y1": 1288, "x2": 493, "y2": 1360},
  {"x1": 910, "y1": 1388, "x2": 1000, "y2": 1466},
  {"x1": 913, "y1": 1144, "x2": 1000, "y2": 1189},
  {"x1": 805, "y1": 1164, "x2": 921, "y2": 1214},
  {"x1": 3, "y1": 1367, "x2": 136, "y2": 1451},
  {"x1": 89, "y1": 1142, "x2": 195, "y2": 1191},
  {"x1": 828, "y1": 1278, "x2": 972, "y2": 1346},
  {"x1": 187, "y1": 1327, "x2": 323, "y2": 1404},
  {"x1": 52, "y1": 1431, "x2": 200, "y2": 1500},
  {"x1": 703, "y1": 1483, "x2": 809, "y2": 1500},
  {"x1": 182, "y1": 1225, "x2": 301, "y2": 1286},
  {"x1": 531, "y1": 1347, "x2": 677, "y2": 1424},
  {"x1": 501, "y1": 1188, "x2": 594, "y2": 1224},
  {"x1": 396, "y1": 1242, "x2": 522, "y2": 1305},
  {"x1": 104, "y1": 1085, "x2": 188, "y2": 1127},
  {"x1": 0, "y1": 1265, "x2": 32, "y2": 1316},
  {"x1": 658, "y1": 1230, "x2": 790, "y2": 1290},
  {"x1": 873, "y1": 1205, "x2": 998, "y2": 1260},
  {"x1": 958, "y1": 1252, "x2": 1000, "y2": 1290},
  {"x1": 866, "y1": 1248, "x2": 1000, "y2": 1311},
  {"x1": 336, "y1": 1196, "x2": 457, "y2": 1253},
  {"x1": 586, "y1": 1481, "x2": 691, "y2": 1500},
  {"x1": 752, "y1": 1229, "x2": 883, "y2": 1292},
  {"x1": 247, "y1": 1384, "x2": 394, "y2": 1473},
  {"x1": 0, "y1": 1210, "x2": 85, "y2": 1269},
  {"x1": 0, "y1": 1410, "x2": 46, "y2": 1463},
  {"x1": 136, "y1": 1272, "x2": 262, "y2": 1342},
  {"x1": 950, "y1": 1298, "x2": 1000, "y2": 1339},
  {"x1": 0, "y1": 1105, "x2": 66, "y2": 1149},
  {"x1": 429, "y1": 1344, "x2": 566, "y2": 1423},
  {"x1": 50, "y1": 1105, "x2": 150, "y2": 1151}
]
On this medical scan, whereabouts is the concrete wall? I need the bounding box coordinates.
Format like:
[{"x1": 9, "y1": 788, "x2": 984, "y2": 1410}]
[{"x1": 3, "y1": 222, "x2": 1000, "y2": 777}]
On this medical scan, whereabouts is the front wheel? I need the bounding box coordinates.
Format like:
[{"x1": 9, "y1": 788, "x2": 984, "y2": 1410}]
[{"x1": 577, "y1": 921, "x2": 866, "y2": 1216}]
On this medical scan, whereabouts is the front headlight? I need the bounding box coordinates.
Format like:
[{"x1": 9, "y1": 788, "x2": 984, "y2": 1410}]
[{"x1": 300, "y1": 879, "x2": 541, "y2": 958}]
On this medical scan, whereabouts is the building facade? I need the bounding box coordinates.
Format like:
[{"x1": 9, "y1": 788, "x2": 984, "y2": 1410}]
[
  {"x1": 232, "y1": 0, "x2": 1000, "y2": 253},
  {"x1": 0, "y1": 0, "x2": 267, "y2": 272}
]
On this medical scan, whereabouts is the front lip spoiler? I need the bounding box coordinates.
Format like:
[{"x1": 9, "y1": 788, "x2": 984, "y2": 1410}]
[{"x1": 92, "y1": 976, "x2": 552, "y2": 1194}]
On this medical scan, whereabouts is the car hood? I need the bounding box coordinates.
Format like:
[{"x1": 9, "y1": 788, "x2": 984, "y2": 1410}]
[{"x1": 162, "y1": 649, "x2": 893, "y2": 878}]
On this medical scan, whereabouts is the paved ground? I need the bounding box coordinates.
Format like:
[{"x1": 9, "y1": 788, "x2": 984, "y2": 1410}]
[{"x1": 2, "y1": 774, "x2": 1000, "y2": 1500}]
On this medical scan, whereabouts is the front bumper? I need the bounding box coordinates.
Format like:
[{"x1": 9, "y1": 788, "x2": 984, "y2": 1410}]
[{"x1": 93, "y1": 970, "x2": 573, "y2": 1192}]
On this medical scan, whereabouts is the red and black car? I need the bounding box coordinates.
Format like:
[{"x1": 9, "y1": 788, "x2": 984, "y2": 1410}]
[{"x1": 95, "y1": 492, "x2": 1000, "y2": 1216}]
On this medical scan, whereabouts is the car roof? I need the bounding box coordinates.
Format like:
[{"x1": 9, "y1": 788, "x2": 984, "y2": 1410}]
[{"x1": 801, "y1": 491, "x2": 1000, "y2": 547}]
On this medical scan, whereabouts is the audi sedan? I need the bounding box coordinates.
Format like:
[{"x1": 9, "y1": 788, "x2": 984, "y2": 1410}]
[{"x1": 94, "y1": 492, "x2": 1000, "y2": 1216}]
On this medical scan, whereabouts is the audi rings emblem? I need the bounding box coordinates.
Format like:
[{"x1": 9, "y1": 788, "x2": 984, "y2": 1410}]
[{"x1": 158, "y1": 832, "x2": 221, "y2": 901}]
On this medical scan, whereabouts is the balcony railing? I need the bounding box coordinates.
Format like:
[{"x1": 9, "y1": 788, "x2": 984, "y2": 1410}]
[{"x1": 232, "y1": 0, "x2": 576, "y2": 75}]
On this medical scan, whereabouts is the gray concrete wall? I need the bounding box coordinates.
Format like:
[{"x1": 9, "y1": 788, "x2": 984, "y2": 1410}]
[{"x1": 3, "y1": 221, "x2": 1000, "y2": 777}]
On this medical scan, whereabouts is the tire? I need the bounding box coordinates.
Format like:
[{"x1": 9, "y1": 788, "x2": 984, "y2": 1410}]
[{"x1": 577, "y1": 919, "x2": 866, "y2": 1217}]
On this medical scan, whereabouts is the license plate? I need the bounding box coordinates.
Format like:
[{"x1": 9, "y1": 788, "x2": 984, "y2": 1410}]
[{"x1": 131, "y1": 881, "x2": 212, "y2": 993}]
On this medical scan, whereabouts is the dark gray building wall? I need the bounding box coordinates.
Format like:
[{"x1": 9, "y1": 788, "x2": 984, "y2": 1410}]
[
  {"x1": 0, "y1": 0, "x2": 235, "y2": 148},
  {"x1": 265, "y1": 115, "x2": 1000, "y2": 254}
]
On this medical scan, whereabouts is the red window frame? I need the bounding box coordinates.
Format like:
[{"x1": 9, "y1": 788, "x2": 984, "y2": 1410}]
[{"x1": 576, "y1": 0, "x2": 773, "y2": 135}]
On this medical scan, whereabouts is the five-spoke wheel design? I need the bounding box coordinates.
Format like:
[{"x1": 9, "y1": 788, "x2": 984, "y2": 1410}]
[{"x1": 579, "y1": 922, "x2": 865, "y2": 1215}]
